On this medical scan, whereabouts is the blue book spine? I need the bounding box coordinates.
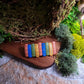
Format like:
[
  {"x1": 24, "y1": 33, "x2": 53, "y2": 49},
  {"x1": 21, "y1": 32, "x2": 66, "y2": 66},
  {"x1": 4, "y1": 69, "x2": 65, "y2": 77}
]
[
  {"x1": 28, "y1": 44, "x2": 32, "y2": 58},
  {"x1": 42, "y1": 43, "x2": 46, "y2": 56}
]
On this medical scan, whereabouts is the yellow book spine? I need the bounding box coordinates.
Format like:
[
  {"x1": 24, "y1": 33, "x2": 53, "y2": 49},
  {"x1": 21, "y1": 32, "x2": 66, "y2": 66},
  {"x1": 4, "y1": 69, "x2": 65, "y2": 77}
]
[
  {"x1": 49, "y1": 42, "x2": 53, "y2": 56},
  {"x1": 35, "y1": 44, "x2": 39, "y2": 57}
]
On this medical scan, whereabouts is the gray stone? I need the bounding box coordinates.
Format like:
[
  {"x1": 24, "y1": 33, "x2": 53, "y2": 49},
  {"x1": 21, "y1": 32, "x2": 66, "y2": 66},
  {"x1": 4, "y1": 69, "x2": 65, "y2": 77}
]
[
  {"x1": 0, "y1": 54, "x2": 84, "y2": 84},
  {"x1": 0, "y1": 53, "x2": 11, "y2": 66}
]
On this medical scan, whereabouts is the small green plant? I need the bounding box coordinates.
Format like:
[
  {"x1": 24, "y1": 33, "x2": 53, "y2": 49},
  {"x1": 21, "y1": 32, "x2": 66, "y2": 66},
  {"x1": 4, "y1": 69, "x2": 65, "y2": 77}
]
[
  {"x1": 55, "y1": 24, "x2": 74, "y2": 53},
  {"x1": 0, "y1": 25, "x2": 13, "y2": 58},
  {"x1": 0, "y1": 35, "x2": 4, "y2": 44},
  {"x1": 82, "y1": 20, "x2": 84, "y2": 27},
  {"x1": 55, "y1": 52, "x2": 77, "y2": 76},
  {"x1": 61, "y1": 6, "x2": 81, "y2": 34},
  {"x1": 70, "y1": 21, "x2": 81, "y2": 34},
  {"x1": 81, "y1": 55, "x2": 84, "y2": 63},
  {"x1": 0, "y1": 25, "x2": 5, "y2": 44},
  {"x1": 0, "y1": 51, "x2": 3, "y2": 58},
  {"x1": 0, "y1": 25, "x2": 12, "y2": 44},
  {"x1": 71, "y1": 34, "x2": 84, "y2": 59}
]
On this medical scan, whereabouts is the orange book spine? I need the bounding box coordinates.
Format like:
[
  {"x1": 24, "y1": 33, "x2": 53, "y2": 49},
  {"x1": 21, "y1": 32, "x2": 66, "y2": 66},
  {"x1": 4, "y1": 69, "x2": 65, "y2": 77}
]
[
  {"x1": 25, "y1": 44, "x2": 28, "y2": 57},
  {"x1": 35, "y1": 44, "x2": 39, "y2": 57}
]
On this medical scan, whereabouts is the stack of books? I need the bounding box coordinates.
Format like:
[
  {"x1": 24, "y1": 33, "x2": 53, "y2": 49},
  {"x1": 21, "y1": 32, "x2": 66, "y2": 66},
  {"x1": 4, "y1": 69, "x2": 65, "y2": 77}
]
[{"x1": 24, "y1": 41, "x2": 56, "y2": 58}]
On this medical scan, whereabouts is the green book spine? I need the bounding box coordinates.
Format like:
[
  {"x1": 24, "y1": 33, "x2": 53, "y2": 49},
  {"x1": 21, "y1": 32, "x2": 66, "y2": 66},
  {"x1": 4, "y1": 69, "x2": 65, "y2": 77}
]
[
  {"x1": 31, "y1": 44, "x2": 36, "y2": 57},
  {"x1": 46, "y1": 42, "x2": 49, "y2": 56}
]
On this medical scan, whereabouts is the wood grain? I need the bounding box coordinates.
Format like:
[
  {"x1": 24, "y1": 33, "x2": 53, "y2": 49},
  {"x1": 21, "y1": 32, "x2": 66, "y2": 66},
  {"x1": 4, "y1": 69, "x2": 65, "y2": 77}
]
[{"x1": 0, "y1": 36, "x2": 61, "y2": 68}]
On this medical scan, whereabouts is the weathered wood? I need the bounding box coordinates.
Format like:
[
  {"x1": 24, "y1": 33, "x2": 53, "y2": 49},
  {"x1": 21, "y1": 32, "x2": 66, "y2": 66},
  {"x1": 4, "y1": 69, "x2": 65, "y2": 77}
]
[{"x1": 0, "y1": 36, "x2": 61, "y2": 68}]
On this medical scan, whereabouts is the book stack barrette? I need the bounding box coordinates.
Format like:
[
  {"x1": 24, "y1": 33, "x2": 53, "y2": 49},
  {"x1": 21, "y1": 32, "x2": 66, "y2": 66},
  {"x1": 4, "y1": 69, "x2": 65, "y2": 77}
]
[{"x1": 24, "y1": 41, "x2": 56, "y2": 58}]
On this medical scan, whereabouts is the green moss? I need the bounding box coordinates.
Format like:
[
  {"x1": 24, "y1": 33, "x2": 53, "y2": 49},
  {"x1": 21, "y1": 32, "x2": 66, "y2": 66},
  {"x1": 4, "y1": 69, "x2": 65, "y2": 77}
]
[
  {"x1": 55, "y1": 24, "x2": 74, "y2": 53},
  {"x1": 55, "y1": 52, "x2": 77, "y2": 76},
  {"x1": 71, "y1": 34, "x2": 84, "y2": 59}
]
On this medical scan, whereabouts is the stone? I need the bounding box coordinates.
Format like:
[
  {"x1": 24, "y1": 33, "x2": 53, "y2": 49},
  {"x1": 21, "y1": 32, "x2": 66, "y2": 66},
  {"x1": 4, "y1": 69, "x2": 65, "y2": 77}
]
[
  {"x1": 0, "y1": 53, "x2": 11, "y2": 66},
  {"x1": 0, "y1": 57, "x2": 84, "y2": 84}
]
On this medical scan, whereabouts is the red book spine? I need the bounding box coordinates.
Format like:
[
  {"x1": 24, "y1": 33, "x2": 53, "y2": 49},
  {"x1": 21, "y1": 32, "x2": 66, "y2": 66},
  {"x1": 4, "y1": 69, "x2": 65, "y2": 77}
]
[
  {"x1": 52, "y1": 41, "x2": 56, "y2": 55},
  {"x1": 38, "y1": 42, "x2": 42, "y2": 56}
]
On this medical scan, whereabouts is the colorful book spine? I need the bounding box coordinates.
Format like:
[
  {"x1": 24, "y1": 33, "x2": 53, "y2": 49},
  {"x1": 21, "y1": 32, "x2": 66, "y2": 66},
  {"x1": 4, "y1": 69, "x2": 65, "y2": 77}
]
[
  {"x1": 49, "y1": 42, "x2": 53, "y2": 56},
  {"x1": 28, "y1": 44, "x2": 32, "y2": 58},
  {"x1": 42, "y1": 43, "x2": 46, "y2": 56},
  {"x1": 52, "y1": 41, "x2": 56, "y2": 55},
  {"x1": 35, "y1": 44, "x2": 39, "y2": 57},
  {"x1": 25, "y1": 44, "x2": 28, "y2": 57},
  {"x1": 38, "y1": 42, "x2": 42, "y2": 56},
  {"x1": 31, "y1": 44, "x2": 35, "y2": 57},
  {"x1": 46, "y1": 42, "x2": 49, "y2": 56}
]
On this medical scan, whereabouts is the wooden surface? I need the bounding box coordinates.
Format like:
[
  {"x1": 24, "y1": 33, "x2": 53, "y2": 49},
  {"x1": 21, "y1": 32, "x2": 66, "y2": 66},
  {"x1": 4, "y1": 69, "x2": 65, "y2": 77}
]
[{"x1": 0, "y1": 36, "x2": 61, "y2": 68}]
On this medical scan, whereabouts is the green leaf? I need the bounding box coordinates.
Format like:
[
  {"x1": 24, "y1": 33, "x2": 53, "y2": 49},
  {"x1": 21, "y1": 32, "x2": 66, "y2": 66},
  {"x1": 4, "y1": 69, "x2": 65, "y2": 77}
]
[
  {"x1": 0, "y1": 54, "x2": 3, "y2": 58},
  {"x1": 81, "y1": 55, "x2": 84, "y2": 63},
  {"x1": 0, "y1": 36, "x2": 5, "y2": 44},
  {"x1": 61, "y1": 6, "x2": 81, "y2": 35}
]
